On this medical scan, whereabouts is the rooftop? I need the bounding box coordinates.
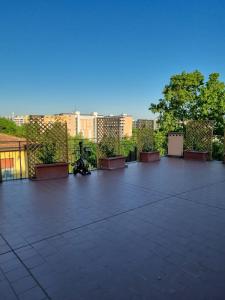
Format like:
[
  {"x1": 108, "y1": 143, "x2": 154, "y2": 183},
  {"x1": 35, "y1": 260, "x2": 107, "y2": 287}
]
[
  {"x1": 1, "y1": 158, "x2": 225, "y2": 299},
  {"x1": 0, "y1": 134, "x2": 26, "y2": 150}
]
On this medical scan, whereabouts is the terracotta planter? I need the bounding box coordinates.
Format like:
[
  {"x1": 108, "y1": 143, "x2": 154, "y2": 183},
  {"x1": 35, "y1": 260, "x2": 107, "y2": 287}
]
[
  {"x1": 139, "y1": 151, "x2": 160, "y2": 162},
  {"x1": 34, "y1": 163, "x2": 69, "y2": 180},
  {"x1": 99, "y1": 156, "x2": 126, "y2": 170},
  {"x1": 184, "y1": 150, "x2": 209, "y2": 161}
]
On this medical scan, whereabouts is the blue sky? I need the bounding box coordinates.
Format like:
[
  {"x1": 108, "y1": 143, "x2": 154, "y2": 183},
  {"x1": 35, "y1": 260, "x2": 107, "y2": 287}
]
[{"x1": 1, "y1": 0, "x2": 225, "y2": 119}]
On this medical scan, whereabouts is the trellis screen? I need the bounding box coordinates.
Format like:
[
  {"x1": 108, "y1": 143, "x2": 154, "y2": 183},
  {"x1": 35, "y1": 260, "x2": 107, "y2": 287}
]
[
  {"x1": 136, "y1": 120, "x2": 154, "y2": 155},
  {"x1": 185, "y1": 120, "x2": 213, "y2": 159},
  {"x1": 26, "y1": 116, "x2": 68, "y2": 178},
  {"x1": 96, "y1": 117, "x2": 122, "y2": 159}
]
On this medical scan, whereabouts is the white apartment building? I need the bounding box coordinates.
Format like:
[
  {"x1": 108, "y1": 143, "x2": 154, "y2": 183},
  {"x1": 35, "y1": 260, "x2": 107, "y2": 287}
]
[{"x1": 5, "y1": 114, "x2": 29, "y2": 126}]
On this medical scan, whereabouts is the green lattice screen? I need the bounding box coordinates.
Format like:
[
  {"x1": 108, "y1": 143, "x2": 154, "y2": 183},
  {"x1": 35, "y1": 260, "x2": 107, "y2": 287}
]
[
  {"x1": 26, "y1": 116, "x2": 68, "y2": 178},
  {"x1": 185, "y1": 120, "x2": 213, "y2": 158}
]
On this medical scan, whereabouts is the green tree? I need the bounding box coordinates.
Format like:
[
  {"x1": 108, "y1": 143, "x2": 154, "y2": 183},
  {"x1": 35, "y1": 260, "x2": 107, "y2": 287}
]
[
  {"x1": 0, "y1": 117, "x2": 26, "y2": 137},
  {"x1": 0, "y1": 117, "x2": 17, "y2": 135},
  {"x1": 150, "y1": 71, "x2": 225, "y2": 135},
  {"x1": 199, "y1": 73, "x2": 225, "y2": 134},
  {"x1": 149, "y1": 71, "x2": 225, "y2": 154}
]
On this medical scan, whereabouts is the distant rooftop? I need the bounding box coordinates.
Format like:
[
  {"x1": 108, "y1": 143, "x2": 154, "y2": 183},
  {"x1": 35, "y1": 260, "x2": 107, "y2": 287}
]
[{"x1": 0, "y1": 133, "x2": 26, "y2": 150}]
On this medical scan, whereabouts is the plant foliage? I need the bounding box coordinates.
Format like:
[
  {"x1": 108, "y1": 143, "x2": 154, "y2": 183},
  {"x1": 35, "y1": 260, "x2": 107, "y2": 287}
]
[
  {"x1": 212, "y1": 136, "x2": 224, "y2": 161},
  {"x1": 26, "y1": 120, "x2": 68, "y2": 171},
  {"x1": 97, "y1": 135, "x2": 120, "y2": 158},
  {"x1": 185, "y1": 120, "x2": 213, "y2": 153},
  {"x1": 0, "y1": 117, "x2": 26, "y2": 137},
  {"x1": 137, "y1": 127, "x2": 154, "y2": 152},
  {"x1": 37, "y1": 142, "x2": 56, "y2": 164},
  {"x1": 68, "y1": 135, "x2": 97, "y2": 169},
  {"x1": 149, "y1": 71, "x2": 225, "y2": 153}
]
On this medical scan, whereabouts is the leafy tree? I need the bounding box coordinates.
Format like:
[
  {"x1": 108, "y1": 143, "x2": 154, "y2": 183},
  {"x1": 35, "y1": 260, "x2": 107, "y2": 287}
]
[
  {"x1": 16, "y1": 124, "x2": 26, "y2": 137},
  {"x1": 149, "y1": 71, "x2": 225, "y2": 154},
  {"x1": 198, "y1": 73, "x2": 225, "y2": 134},
  {"x1": 0, "y1": 117, "x2": 26, "y2": 137},
  {"x1": 150, "y1": 71, "x2": 225, "y2": 135},
  {"x1": 0, "y1": 117, "x2": 18, "y2": 135}
]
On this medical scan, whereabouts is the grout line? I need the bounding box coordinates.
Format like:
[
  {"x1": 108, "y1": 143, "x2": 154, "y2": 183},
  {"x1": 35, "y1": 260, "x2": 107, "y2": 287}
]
[
  {"x1": 122, "y1": 176, "x2": 225, "y2": 199},
  {"x1": 0, "y1": 249, "x2": 12, "y2": 256},
  {"x1": 0, "y1": 234, "x2": 51, "y2": 300},
  {"x1": 3, "y1": 177, "x2": 225, "y2": 253},
  {"x1": 0, "y1": 244, "x2": 19, "y2": 300},
  {"x1": 175, "y1": 194, "x2": 225, "y2": 212},
  {"x1": 8, "y1": 194, "x2": 174, "y2": 252},
  {"x1": 172, "y1": 178, "x2": 225, "y2": 197}
]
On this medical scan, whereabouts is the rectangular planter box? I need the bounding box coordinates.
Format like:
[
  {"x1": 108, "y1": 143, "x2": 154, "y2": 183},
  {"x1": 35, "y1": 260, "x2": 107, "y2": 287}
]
[
  {"x1": 34, "y1": 163, "x2": 69, "y2": 180},
  {"x1": 184, "y1": 151, "x2": 209, "y2": 161},
  {"x1": 139, "y1": 151, "x2": 160, "y2": 162},
  {"x1": 99, "y1": 156, "x2": 126, "y2": 170}
]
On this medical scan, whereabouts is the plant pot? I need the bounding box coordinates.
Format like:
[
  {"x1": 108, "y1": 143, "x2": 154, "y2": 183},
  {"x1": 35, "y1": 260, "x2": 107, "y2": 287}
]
[
  {"x1": 183, "y1": 150, "x2": 209, "y2": 161},
  {"x1": 139, "y1": 151, "x2": 160, "y2": 162},
  {"x1": 34, "y1": 162, "x2": 69, "y2": 180},
  {"x1": 99, "y1": 156, "x2": 126, "y2": 170}
]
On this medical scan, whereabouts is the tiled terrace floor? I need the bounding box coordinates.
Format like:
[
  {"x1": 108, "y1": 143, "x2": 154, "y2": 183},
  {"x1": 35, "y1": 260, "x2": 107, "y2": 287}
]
[{"x1": 1, "y1": 157, "x2": 225, "y2": 299}]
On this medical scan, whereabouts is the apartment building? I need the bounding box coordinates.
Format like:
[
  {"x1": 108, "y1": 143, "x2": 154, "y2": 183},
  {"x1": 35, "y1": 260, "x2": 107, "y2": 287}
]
[
  {"x1": 41, "y1": 112, "x2": 99, "y2": 138},
  {"x1": 102, "y1": 114, "x2": 133, "y2": 138},
  {"x1": 120, "y1": 114, "x2": 133, "y2": 137},
  {"x1": 74, "y1": 112, "x2": 99, "y2": 140},
  {"x1": 29, "y1": 112, "x2": 133, "y2": 140},
  {"x1": 6, "y1": 115, "x2": 29, "y2": 126},
  {"x1": 43, "y1": 113, "x2": 76, "y2": 137}
]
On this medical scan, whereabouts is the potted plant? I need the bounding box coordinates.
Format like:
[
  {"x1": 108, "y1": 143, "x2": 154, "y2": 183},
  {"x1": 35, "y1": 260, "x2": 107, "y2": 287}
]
[
  {"x1": 34, "y1": 142, "x2": 69, "y2": 180},
  {"x1": 98, "y1": 136, "x2": 126, "y2": 170},
  {"x1": 139, "y1": 146, "x2": 160, "y2": 162},
  {"x1": 184, "y1": 141, "x2": 209, "y2": 161},
  {"x1": 137, "y1": 127, "x2": 160, "y2": 162}
]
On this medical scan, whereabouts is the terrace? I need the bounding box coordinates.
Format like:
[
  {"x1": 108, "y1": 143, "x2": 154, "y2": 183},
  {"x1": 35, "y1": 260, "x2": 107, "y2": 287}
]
[{"x1": 1, "y1": 158, "x2": 225, "y2": 300}]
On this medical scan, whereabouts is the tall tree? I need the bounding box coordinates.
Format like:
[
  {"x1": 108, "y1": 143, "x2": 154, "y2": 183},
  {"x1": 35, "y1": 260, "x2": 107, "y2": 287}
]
[
  {"x1": 198, "y1": 73, "x2": 225, "y2": 134},
  {"x1": 150, "y1": 71, "x2": 225, "y2": 135}
]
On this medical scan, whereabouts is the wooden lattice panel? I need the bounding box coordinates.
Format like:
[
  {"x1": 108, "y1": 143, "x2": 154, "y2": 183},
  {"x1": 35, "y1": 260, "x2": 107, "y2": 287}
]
[
  {"x1": 185, "y1": 120, "x2": 213, "y2": 156},
  {"x1": 97, "y1": 117, "x2": 122, "y2": 142},
  {"x1": 26, "y1": 116, "x2": 68, "y2": 178},
  {"x1": 96, "y1": 117, "x2": 122, "y2": 160},
  {"x1": 136, "y1": 120, "x2": 154, "y2": 153},
  {"x1": 136, "y1": 119, "x2": 154, "y2": 130}
]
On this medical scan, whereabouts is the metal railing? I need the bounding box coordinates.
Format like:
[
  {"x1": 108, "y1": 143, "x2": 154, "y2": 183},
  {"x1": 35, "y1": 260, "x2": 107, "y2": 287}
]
[
  {"x1": 1, "y1": 130, "x2": 224, "y2": 182},
  {"x1": 0, "y1": 141, "x2": 28, "y2": 181},
  {"x1": 0, "y1": 138, "x2": 138, "y2": 181},
  {"x1": 68, "y1": 137, "x2": 138, "y2": 171}
]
